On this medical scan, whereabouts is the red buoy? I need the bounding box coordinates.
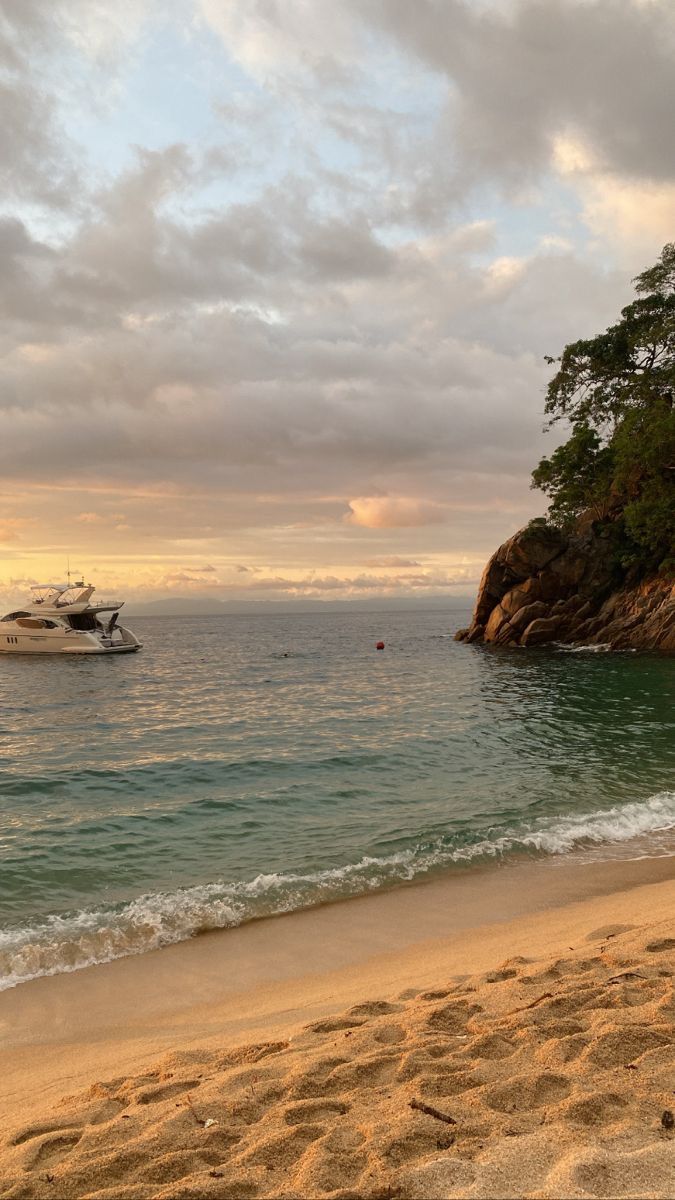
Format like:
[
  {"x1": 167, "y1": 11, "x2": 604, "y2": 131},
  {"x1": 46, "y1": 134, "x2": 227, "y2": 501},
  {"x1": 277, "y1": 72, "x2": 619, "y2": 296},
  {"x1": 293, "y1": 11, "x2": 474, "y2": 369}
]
[{"x1": 376, "y1": 641, "x2": 385, "y2": 650}]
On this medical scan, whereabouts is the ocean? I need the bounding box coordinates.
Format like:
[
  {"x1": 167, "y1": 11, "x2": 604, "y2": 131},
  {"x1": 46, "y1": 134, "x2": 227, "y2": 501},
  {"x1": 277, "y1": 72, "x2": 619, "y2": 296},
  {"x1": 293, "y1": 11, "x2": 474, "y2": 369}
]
[{"x1": 1, "y1": 608, "x2": 673, "y2": 991}]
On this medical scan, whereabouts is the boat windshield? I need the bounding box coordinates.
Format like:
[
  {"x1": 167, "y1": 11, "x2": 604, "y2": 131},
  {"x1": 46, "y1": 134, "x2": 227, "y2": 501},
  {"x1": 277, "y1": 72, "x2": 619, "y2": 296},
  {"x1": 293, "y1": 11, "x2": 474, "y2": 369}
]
[
  {"x1": 66, "y1": 613, "x2": 102, "y2": 631},
  {"x1": 32, "y1": 584, "x2": 93, "y2": 608},
  {"x1": 31, "y1": 585, "x2": 66, "y2": 605}
]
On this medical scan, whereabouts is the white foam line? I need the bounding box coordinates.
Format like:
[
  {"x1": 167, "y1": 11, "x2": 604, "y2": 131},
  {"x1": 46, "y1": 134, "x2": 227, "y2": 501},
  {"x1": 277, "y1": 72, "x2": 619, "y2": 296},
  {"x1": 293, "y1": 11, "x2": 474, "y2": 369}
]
[{"x1": 1, "y1": 790, "x2": 674, "y2": 991}]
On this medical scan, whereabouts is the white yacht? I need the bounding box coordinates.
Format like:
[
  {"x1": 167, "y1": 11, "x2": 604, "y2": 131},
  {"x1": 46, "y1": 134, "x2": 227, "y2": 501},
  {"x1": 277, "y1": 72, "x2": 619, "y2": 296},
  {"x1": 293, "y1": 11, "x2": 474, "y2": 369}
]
[{"x1": 0, "y1": 582, "x2": 142, "y2": 654}]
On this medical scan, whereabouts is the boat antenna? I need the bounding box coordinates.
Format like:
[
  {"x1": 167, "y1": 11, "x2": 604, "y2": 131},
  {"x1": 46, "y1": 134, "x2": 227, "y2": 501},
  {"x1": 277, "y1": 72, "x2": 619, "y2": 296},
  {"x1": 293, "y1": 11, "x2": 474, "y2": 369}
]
[{"x1": 67, "y1": 557, "x2": 71, "y2": 586}]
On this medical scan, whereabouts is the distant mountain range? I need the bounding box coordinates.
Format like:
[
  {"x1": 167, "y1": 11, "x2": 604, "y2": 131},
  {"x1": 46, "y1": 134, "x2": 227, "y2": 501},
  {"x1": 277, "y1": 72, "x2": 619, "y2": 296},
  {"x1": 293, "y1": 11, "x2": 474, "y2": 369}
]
[{"x1": 124, "y1": 595, "x2": 474, "y2": 617}]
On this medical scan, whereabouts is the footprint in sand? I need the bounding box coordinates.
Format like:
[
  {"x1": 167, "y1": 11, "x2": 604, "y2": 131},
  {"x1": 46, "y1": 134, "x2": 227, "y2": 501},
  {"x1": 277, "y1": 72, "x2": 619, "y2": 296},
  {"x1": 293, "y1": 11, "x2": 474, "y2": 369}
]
[
  {"x1": 373, "y1": 1022, "x2": 407, "y2": 1045},
  {"x1": 585, "y1": 924, "x2": 636, "y2": 942},
  {"x1": 216, "y1": 1040, "x2": 289, "y2": 1069},
  {"x1": 287, "y1": 1056, "x2": 349, "y2": 1100},
  {"x1": 485, "y1": 1071, "x2": 571, "y2": 1112},
  {"x1": 536, "y1": 1032, "x2": 590, "y2": 1066},
  {"x1": 484, "y1": 957, "x2": 530, "y2": 983},
  {"x1": 74, "y1": 1146, "x2": 162, "y2": 1191},
  {"x1": 11, "y1": 1122, "x2": 81, "y2": 1147},
  {"x1": 134, "y1": 1147, "x2": 226, "y2": 1185},
  {"x1": 282, "y1": 1100, "x2": 350, "y2": 1125},
  {"x1": 591, "y1": 982, "x2": 656, "y2": 1011},
  {"x1": 584, "y1": 1025, "x2": 671, "y2": 1067},
  {"x1": 306, "y1": 1016, "x2": 367, "y2": 1034},
  {"x1": 419, "y1": 1068, "x2": 483, "y2": 1098},
  {"x1": 235, "y1": 1123, "x2": 325, "y2": 1169},
  {"x1": 468, "y1": 1033, "x2": 517, "y2": 1060},
  {"x1": 533, "y1": 984, "x2": 604, "y2": 1018},
  {"x1": 561, "y1": 1091, "x2": 629, "y2": 1127},
  {"x1": 327, "y1": 1053, "x2": 398, "y2": 1091},
  {"x1": 568, "y1": 1146, "x2": 675, "y2": 1199},
  {"x1": 321, "y1": 1125, "x2": 365, "y2": 1153},
  {"x1": 18, "y1": 1130, "x2": 83, "y2": 1170},
  {"x1": 424, "y1": 1042, "x2": 455, "y2": 1059},
  {"x1": 346, "y1": 999, "x2": 402, "y2": 1017},
  {"x1": 397, "y1": 1048, "x2": 455, "y2": 1082},
  {"x1": 401, "y1": 1156, "x2": 476, "y2": 1197},
  {"x1": 157, "y1": 1178, "x2": 261, "y2": 1200},
  {"x1": 382, "y1": 1126, "x2": 455, "y2": 1168},
  {"x1": 645, "y1": 937, "x2": 675, "y2": 953},
  {"x1": 538, "y1": 1019, "x2": 587, "y2": 1040},
  {"x1": 485, "y1": 967, "x2": 518, "y2": 982},
  {"x1": 426, "y1": 1000, "x2": 482, "y2": 1034},
  {"x1": 293, "y1": 1145, "x2": 367, "y2": 1192},
  {"x1": 134, "y1": 1079, "x2": 202, "y2": 1104}
]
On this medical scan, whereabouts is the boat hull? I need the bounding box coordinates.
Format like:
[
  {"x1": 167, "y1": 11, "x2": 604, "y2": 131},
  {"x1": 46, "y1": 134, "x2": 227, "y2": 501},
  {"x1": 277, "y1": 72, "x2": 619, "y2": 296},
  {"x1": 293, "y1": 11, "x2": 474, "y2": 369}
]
[
  {"x1": 0, "y1": 630, "x2": 142, "y2": 654},
  {"x1": 59, "y1": 643, "x2": 142, "y2": 654},
  {"x1": 1, "y1": 586, "x2": 142, "y2": 654}
]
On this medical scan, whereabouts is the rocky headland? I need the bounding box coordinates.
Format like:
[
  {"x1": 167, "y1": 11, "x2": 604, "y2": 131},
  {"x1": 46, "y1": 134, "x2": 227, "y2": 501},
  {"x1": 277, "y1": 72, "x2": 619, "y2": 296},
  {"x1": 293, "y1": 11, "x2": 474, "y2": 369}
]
[{"x1": 455, "y1": 521, "x2": 675, "y2": 651}]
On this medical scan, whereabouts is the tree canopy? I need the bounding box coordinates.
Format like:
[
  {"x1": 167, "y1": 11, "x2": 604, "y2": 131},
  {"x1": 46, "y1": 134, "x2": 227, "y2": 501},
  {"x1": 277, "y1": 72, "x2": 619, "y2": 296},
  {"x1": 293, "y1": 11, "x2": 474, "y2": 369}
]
[{"x1": 532, "y1": 243, "x2": 675, "y2": 570}]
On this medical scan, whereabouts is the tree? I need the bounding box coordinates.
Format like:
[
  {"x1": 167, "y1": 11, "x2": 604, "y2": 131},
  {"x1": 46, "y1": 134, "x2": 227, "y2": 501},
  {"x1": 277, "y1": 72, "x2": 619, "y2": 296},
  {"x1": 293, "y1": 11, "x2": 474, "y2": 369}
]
[
  {"x1": 532, "y1": 243, "x2": 675, "y2": 568},
  {"x1": 531, "y1": 424, "x2": 614, "y2": 526}
]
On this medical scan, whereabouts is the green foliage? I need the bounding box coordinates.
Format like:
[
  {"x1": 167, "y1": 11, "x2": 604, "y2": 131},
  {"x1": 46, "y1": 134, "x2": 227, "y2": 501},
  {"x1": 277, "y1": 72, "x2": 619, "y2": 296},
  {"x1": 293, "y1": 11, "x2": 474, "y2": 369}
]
[
  {"x1": 532, "y1": 424, "x2": 614, "y2": 527},
  {"x1": 532, "y1": 243, "x2": 675, "y2": 570}
]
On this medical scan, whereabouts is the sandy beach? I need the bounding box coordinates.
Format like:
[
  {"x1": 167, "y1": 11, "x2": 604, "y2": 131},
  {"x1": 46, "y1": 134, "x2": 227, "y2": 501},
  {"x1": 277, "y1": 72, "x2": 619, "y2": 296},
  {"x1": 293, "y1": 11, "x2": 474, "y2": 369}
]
[{"x1": 1, "y1": 858, "x2": 674, "y2": 1199}]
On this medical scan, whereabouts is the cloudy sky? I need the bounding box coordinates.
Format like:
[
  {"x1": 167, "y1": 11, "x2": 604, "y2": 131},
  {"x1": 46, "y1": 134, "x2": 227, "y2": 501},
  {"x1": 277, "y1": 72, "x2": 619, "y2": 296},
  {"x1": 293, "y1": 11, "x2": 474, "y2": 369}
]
[{"x1": 1, "y1": 0, "x2": 674, "y2": 606}]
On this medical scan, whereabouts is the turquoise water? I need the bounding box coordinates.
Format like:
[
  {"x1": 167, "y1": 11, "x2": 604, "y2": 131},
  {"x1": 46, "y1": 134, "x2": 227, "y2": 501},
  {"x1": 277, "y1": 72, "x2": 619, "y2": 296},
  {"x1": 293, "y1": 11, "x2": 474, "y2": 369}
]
[{"x1": 0, "y1": 609, "x2": 674, "y2": 989}]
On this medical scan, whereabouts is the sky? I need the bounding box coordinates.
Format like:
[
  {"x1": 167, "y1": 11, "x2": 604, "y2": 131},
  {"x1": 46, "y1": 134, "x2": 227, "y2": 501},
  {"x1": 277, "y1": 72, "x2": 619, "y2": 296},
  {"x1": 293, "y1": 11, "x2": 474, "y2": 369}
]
[{"x1": 1, "y1": 0, "x2": 674, "y2": 608}]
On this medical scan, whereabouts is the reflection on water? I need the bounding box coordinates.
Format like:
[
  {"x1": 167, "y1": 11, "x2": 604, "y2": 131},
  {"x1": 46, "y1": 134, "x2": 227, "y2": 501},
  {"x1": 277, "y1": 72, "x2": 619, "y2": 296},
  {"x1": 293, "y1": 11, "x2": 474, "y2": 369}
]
[{"x1": 0, "y1": 610, "x2": 673, "y2": 987}]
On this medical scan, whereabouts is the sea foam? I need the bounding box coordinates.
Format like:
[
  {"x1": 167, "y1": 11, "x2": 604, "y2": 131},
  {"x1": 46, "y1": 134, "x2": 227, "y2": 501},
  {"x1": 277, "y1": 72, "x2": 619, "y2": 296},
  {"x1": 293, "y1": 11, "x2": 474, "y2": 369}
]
[{"x1": 1, "y1": 790, "x2": 674, "y2": 992}]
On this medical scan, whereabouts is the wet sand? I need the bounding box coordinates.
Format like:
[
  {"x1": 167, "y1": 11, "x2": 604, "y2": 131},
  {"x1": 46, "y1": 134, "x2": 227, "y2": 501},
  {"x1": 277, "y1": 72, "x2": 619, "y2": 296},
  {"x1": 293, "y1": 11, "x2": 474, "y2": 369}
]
[{"x1": 1, "y1": 855, "x2": 674, "y2": 1197}]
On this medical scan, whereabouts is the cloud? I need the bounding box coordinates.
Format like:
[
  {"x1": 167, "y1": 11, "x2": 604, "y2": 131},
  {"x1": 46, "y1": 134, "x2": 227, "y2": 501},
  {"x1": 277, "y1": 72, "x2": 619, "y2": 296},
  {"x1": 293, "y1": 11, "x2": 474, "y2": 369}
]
[
  {"x1": 162, "y1": 571, "x2": 218, "y2": 586},
  {"x1": 362, "y1": 556, "x2": 422, "y2": 567},
  {"x1": 365, "y1": 0, "x2": 675, "y2": 186},
  {"x1": 197, "y1": 0, "x2": 362, "y2": 80},
  {"x1": 0, "y1": 519, "x2": 29, "y2": 543},
  {"x1": 0, "y1": 0, "x2": 156, "y2": 212},
  {"x1": 0, "y1": 0, "x2": 673, "y2": 600},
  {"x1": 209, "y1": 568, "x2": 478, "y2": 597},
  {"x1": 346, "y1": 497, "x2": 448, "y2": 528},
  {"x1": 576, "y1": 177, "x2": 675, "y2": 266}
]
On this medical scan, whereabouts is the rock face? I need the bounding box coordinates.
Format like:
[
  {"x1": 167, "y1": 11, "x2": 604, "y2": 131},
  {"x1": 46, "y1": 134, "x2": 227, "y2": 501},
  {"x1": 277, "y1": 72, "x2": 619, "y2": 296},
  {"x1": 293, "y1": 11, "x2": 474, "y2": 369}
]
[{"x1": 455, "y1": 522, "x2": 675, "y2": 651}]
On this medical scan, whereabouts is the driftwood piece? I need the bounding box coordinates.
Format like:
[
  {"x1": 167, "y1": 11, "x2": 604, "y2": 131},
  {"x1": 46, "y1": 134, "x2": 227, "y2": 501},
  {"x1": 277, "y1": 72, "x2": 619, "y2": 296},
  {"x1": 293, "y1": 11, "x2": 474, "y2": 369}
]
[
  {"x1": 410, "y1": 1098, "x2": 457, "y2": 1125},
  {"x1": 510, "y1": 991, "x2": 554, "y2": 1014},
  {"x1": 185, "y1": 1093, "x2": 207, "y2": 1126},
  {"x1": 606, "y1": 972, "x2": 646, "y2": 984}
]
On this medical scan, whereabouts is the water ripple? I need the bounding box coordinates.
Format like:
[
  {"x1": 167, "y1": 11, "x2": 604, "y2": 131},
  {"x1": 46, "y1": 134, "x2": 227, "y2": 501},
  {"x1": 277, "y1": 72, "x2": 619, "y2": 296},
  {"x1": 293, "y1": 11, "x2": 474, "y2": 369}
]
[{"x1": 0, "y1": 610, "x2": 673, "y2": 987}]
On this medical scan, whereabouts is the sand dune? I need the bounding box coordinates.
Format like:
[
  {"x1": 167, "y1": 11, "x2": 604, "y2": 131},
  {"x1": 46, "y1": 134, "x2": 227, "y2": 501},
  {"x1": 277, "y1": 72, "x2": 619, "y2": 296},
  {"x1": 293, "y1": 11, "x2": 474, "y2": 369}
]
[{"x1": 1, "y1": 919, "x2": 674, "y2": 1199}]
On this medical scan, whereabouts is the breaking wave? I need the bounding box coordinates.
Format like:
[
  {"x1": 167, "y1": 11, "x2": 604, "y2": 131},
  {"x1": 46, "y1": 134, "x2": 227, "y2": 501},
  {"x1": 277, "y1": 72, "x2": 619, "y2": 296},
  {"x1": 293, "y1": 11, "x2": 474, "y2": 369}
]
[{"x1": 2, "y1": 790, "x2": 674, "y2": 992}]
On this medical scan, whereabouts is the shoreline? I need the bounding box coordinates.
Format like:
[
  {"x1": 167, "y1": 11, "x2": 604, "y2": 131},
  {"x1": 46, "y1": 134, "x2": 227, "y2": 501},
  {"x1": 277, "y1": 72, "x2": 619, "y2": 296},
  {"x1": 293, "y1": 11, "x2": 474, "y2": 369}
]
[
  {"x1": 1, "y1": 857, "x2": 674, "y2": 1197},
  {"x1": 4, "y1": 805, "x2": 675, "y2": 996},
  {"x1": 1, "y1": 853, "x2": 673, "y2": 1115},
  {"x1": 1, "y1": 864, "x2": 674, "y2": 1198}
]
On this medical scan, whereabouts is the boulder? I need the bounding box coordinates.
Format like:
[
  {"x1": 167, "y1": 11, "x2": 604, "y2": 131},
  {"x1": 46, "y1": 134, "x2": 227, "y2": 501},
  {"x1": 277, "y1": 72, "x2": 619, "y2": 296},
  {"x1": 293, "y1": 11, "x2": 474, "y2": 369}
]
[
  {"x1": 508, "y1": 601, "x2": 549, "y2": 632},
  {"x1": 484, "y1": 604, "x2": 510, "y2": 643},
  {"x1": 500, "y1": 577, "x2": 543, "y2": 616},
  {"x1": 502, "y1": 523, "x2": 567, "y2": 577},
  {"x1": 472, "y1": 524, "x2": 567, "y2": 627},
  {"x1": 520, "y1": 616, "x2": 564, "y2": 646},
  {"x1": 455, "y1": 517, "x2": 674, "y2": 651}
]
